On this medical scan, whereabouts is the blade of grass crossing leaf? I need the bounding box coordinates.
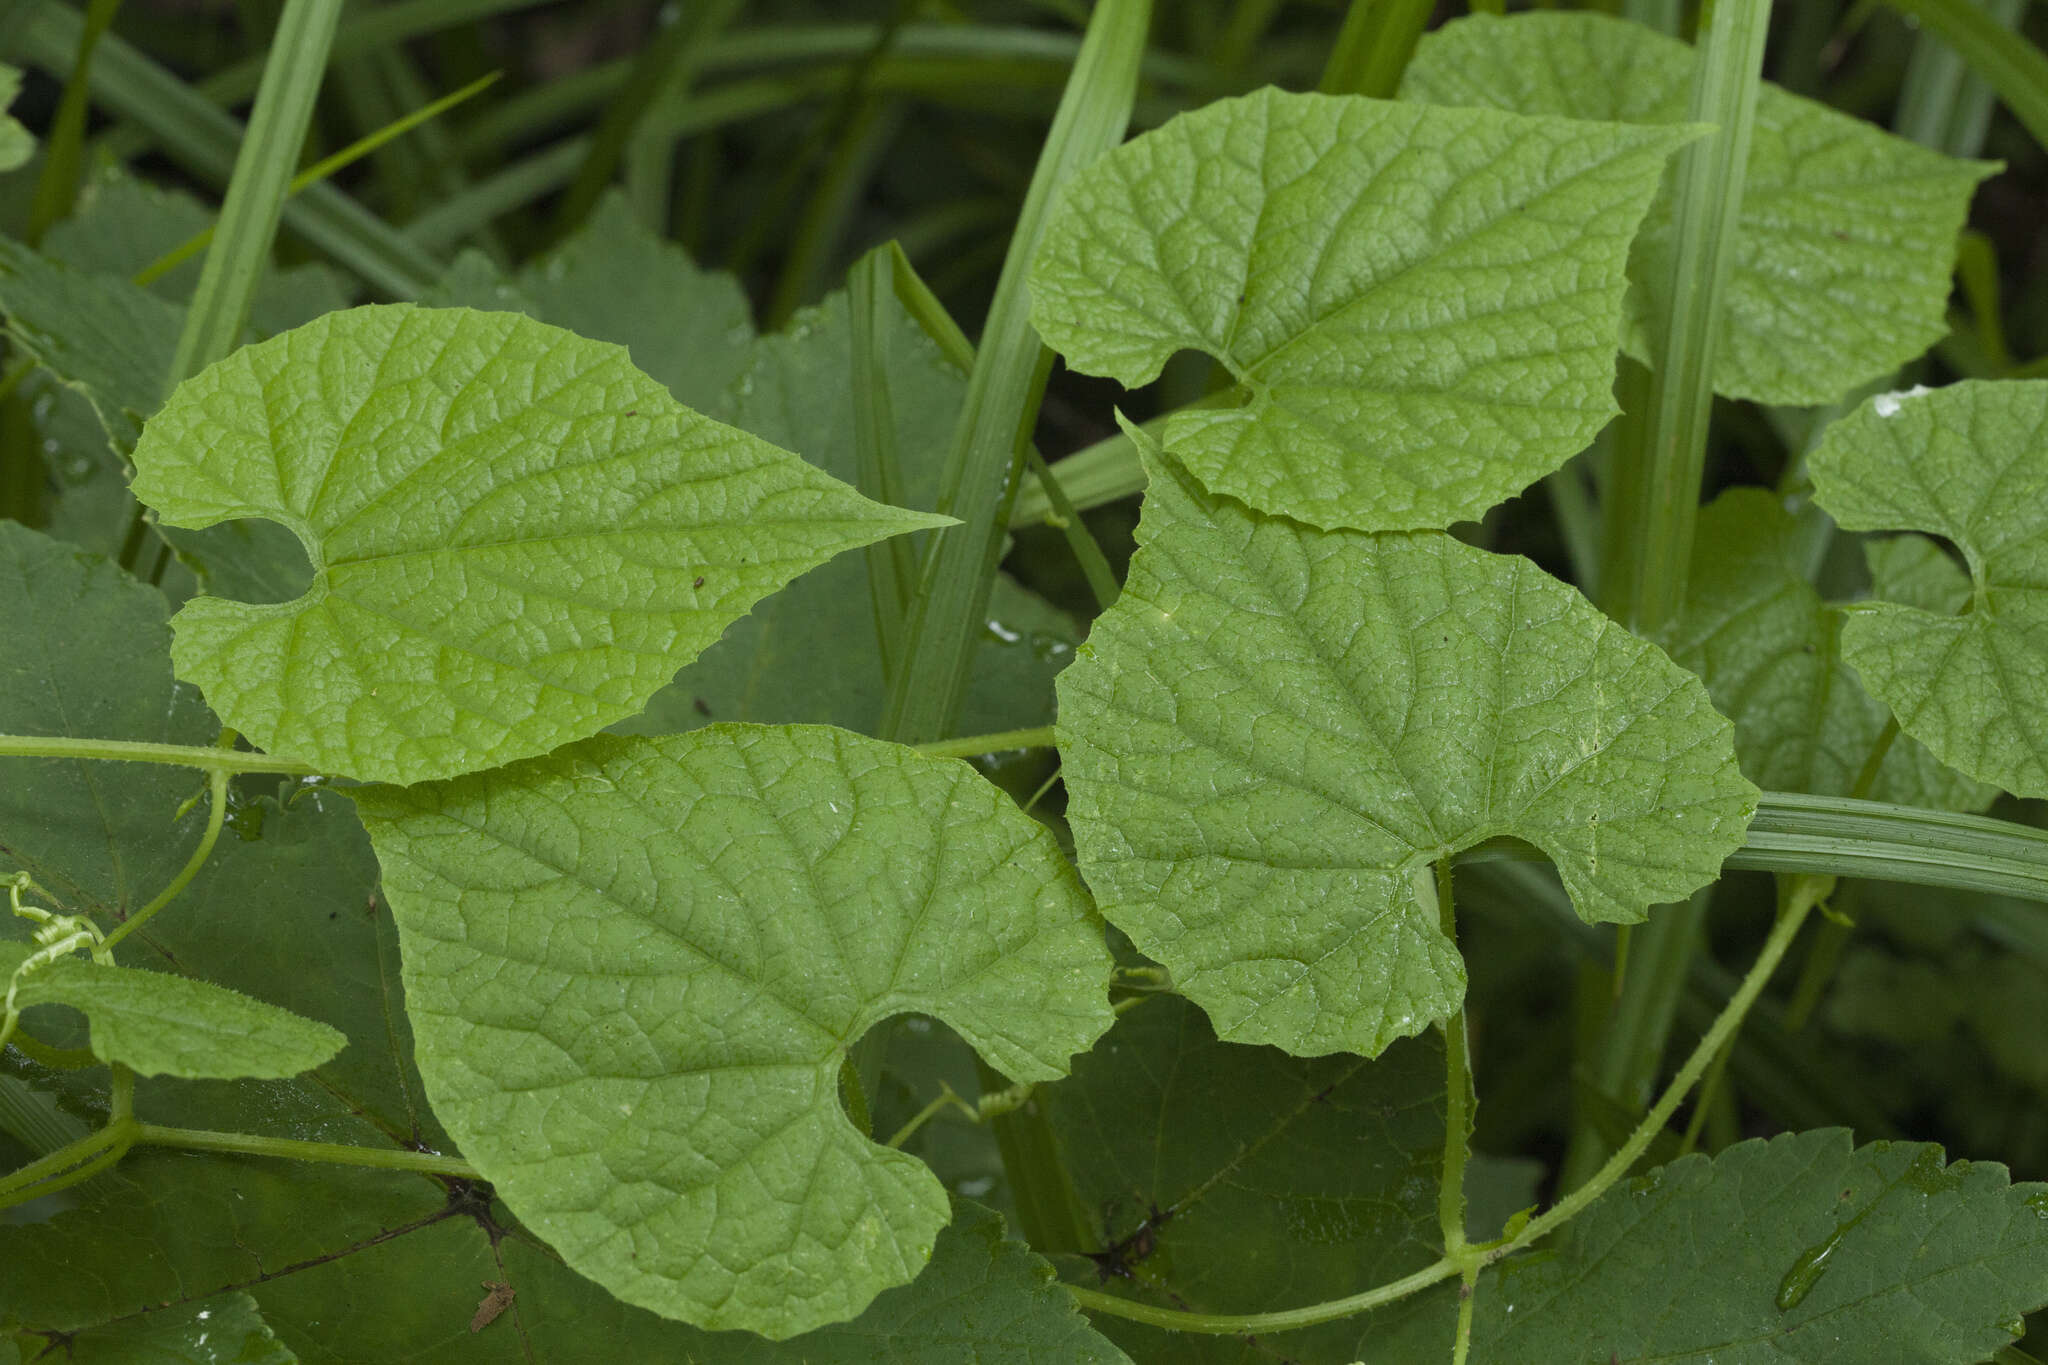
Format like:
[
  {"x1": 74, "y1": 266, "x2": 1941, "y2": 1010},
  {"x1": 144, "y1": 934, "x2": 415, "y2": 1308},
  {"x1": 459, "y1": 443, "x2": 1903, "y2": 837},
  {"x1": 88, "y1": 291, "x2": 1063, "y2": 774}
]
[
  {"x1": 551, "y1": 0, "x2": 742, "y2": 242},
  {"x1": 848, "y1": 246, "x2": 920, "y2": 681},
  {"x1": 882, "y1": 0, "x2": 1148, "y2": 745},
  {"x1": 1317, "y1": 0, "x2": 1432, "y2": 98},
  {"x1": 1576, "y1": 0, "x2": 1772, "y2": 1195},
  {"x1": 1, "y1": 0, "x2": 440, "y2": 297},
  {"x1": 136, "y1": 71, "x2": 500, "y2": 289},
  {"x1": 24, "y1": 0, "x2": 120, "y2": 244},
  {"x1": 1882, "y1": 0, "x2": 2048, "y2": 153},
  {"x1": 168, "y1": 0, "x2": 345, "y2": 388}
]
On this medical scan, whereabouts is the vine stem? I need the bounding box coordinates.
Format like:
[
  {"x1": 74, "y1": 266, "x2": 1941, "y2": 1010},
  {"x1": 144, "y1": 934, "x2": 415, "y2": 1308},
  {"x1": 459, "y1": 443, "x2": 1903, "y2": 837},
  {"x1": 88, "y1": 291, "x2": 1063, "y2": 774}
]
[
  {"x1": 1434, "y1": 858, "x2": 1471, "y2": 1259},
  {"x1": 0, "y1": 734, "x2": 319, "y2": 774},
  {"x1": 1064, "y1": 879, "x2": 1823, "y2": 1335},
  {"x1": 131, "y1": 1124, "x2": 479, "y2": 1177},
  {"x1": 102, "y1": 736, "x2": 233, "y2": 951}
]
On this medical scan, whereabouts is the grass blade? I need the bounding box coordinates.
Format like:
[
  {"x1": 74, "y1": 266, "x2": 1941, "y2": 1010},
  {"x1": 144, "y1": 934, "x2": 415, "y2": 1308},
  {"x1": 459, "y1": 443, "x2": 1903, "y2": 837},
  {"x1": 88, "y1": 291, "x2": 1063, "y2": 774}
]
[
  {"x1": 25, "y1": 0, "x2": 120, "y2": 243},
  {"x1": 168, "y1": 0, "x2": 346, "y2": 387},
  {"x1": 880, "y1": 0, "x2": 1150, "y2": 745},
  {"x1": 1882, "y1": 0, "x2": 2048, "y2": 153}
]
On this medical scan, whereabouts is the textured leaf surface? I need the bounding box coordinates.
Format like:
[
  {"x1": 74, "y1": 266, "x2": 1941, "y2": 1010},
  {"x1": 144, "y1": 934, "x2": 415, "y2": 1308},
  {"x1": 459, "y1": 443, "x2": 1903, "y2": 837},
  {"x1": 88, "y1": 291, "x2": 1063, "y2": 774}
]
[
  {"x1": 1029, "y1": 87, "x2": 1694, "y2": 530},
  {"x1": 1043, "y1": 995, "x2": 1443, "y2": 1365},
  {"x1": 1463, "y1": 1131, "x2": 2048, "y2": 1363},
  {"x1": 351, "y1": 726, "x2": 1115, "y2": 1336},
  {"x1": 1670, "y1": 487, "x2": 1992, "y2": 809},
  {"x1": 0, "y1": 522, "x2": 215, "y2": 916},
  {"x1": 1403, "y1": 11, "x2": 1996, "y2": 406},
  {"x1": 1057, "y1": 441, "x2": 1756, "y2": 1056},
  {"x1": 130, "y1": 304, "x2": 947, "y2": 784},
  {"x1": 1809, "y1": 380, "x2": 2048, "y2": 797},
  {"x1": 2, "y1": 942, "x2": 343, "y2": 1078}
]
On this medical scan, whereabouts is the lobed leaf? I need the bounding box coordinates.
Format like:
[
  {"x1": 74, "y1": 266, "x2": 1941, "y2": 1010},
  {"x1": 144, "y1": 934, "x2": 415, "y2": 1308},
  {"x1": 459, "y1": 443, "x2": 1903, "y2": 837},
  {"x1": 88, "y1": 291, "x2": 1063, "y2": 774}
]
[
  {"x1": 129, "y1": 304, "x2": 948, "y2": 785},
  {"x1": 1029, "y1": 86, "x2": 1696, "y2": 531},
  {"x1": 1402, "y1": 11, "x2": 1997, "y2": 407},
  {"x1": 1670, "y1": 487, "x2": 1993, "y2": 809},
  {"x1": 3, "y1": 941, "x2": 344, "y2": 1079},
  {"x1": 1809, "y1": 380, "x2": 2048, "y2": 797},
  {"x1": 351, "y1": 725, "x2": 1116, "y2": 1337},
  {"x1": 1057, "y1": 436, "x2": 1756, "y2": 1057},
  {"x1": 1464, "y1": 1131, "x2": 2048, "y2": 1362}
]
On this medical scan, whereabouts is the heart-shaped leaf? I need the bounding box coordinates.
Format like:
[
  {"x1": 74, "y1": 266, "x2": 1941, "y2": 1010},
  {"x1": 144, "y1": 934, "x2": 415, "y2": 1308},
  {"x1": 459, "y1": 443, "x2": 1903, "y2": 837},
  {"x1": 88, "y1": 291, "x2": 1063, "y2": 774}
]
[
  {"x1": 1029, "y1": 87, "x2": 1696, "y2": 531},
  {"x1": 1057, "y1": 434, "x2": 1756, "y2": 1057},
  {"x1": 1809, "y1": 380, "x2": 2048, "y2": 797},
  {"x1": 1402, "y1": 11, "x2": 1997, "y2": 407},
  {"x1": 129, "y1": 304, "x2": 948, "y2": 785},
  {"x1": 351, "y1": 725, "x2": 1115, "y2": 1337}
]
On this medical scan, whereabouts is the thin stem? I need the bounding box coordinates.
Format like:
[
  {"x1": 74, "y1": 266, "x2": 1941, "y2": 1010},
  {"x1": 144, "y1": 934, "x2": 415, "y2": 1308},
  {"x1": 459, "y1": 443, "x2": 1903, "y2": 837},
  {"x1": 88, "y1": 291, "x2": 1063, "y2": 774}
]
[
  {"x1": 102, "y1": 748, "x2": 231, "y2": 951},
  {"x1": 1451, "y1": 1275, "x2": 1478, "y2": 1365},
  {"x1": 1676, "y1": 1034, "x2": 1733, "y2": 1156},
  {"x1": 0, "y1": 734, "x2": 319, "y2": 775},
  {"x1": 132, "y1": 1123, "x2": 479, "y2": 1177},
  {"x1": 913, "y1": 727, "x2": 1058, "y2": 760},
  {"x1": 885, "y1": 1086, "x2": 974, "y2": 1149},
  {"x1": 1434, "y1": 858, "x2": 1472, "y2": 1259},
  {"x1": 0, "y1": 1121, "x2": 136, "y2": 1212},
  {"x1": 1066, "y1": 876, "x2": 1825, "y2": 1336}
]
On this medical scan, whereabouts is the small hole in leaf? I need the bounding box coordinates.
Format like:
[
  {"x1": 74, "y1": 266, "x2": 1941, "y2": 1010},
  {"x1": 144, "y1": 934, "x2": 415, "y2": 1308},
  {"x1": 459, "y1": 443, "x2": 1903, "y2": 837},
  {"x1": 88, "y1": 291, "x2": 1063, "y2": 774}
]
[{"x1": 164, "y1": 518, "x2": 317, "y2": 606}]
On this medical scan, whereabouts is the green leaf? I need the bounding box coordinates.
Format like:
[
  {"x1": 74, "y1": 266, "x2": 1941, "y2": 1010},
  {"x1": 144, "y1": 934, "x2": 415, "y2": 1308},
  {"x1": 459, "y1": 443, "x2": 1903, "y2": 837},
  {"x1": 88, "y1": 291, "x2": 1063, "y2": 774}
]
[
  {"x1": 350, "y1": 725, "x2": 1116, "y2": 1337},
  {"x1": 2, "y1": 941, "x2": 344, "y2": 1079},
  {"x1": 427, "y1": 192, "x2": 755, "y2": 415},
  {"x1": 1402, "y1": 11, "x2": 1997, "y2": 407},
  {"x1": 127, "y1": 788, "x2": 444, "y2": 1143},
  {"x1": 129, "y1": 304, "x2": 949, "y2": 785},
  {"x1": 1041, "y1": 995, "x2": 1443, "y2": 1365},
  {"x1": 57, "y1": 1291, "x2": 298, "y2": 1364},
  {"x1": 0, "y1": 65, "x2": 32, "y2": 174},
  {"x1": 0, "y1": 522, "x2": 216, "y2": 917},
  {"x1": 1808, "y1": 379, "x2": 2048, "y2": 798},
  {"x1": 1029, "y1": 87, "x2": 1696, "y2": 531},
  {"x1": 1670, "y1": 487, "x2": 1993, "y2": 809},
  {"x1": 1464, "y1": 1131, "x2": 2048, "y2": 1362},
  {"x1": 0, "y1": 236, "x2": 182, "y2": 448},
  {"x1": 1056, "y1": 439, "x2": 1756, "y2": 1057},
  {"x1": 616, "y1": 286, "x2": 1077, "y2": 738}
]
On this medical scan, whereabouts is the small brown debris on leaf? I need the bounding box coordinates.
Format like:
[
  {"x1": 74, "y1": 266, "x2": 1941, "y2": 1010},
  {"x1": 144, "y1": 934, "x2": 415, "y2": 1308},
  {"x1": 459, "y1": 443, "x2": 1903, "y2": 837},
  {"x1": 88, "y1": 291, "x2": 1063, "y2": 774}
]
[{"x1": 471, "y1": 1280, "x2": 515, "y2": 1332}]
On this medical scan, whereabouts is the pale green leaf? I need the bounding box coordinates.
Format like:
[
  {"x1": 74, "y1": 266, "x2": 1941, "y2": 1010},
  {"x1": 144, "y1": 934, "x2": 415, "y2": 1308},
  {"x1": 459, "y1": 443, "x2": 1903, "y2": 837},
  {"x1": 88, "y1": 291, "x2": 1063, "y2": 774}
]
[
  {"x1": 1057, "y1": 438, "x2": 1756, "y2": 1057},
  {"x1": 1402, "y1": 11, "x2": 1997, "y2": 407},
  {"x1": 0, "y1": 65, "x2": 31, "y2": 174},
  {"x1": 1463, "y1": 1131, "x2": 2048, "y2": 1363},
  {"x1": 1670, "y1": 487, "x2": 1993, "y2": 809},
  {"x1": 351, "y1": 725, "x2": 1115, "y2": 1337},
  {"x1": 1041, "y1": 995, "x2": 1443, "y2": 1365},
  {"x1": 1809, "y1": 379, "x2": 2048, "y2": 797},
  {"x1": 3, "y1": 941, "x2": 344, "y2": 1079},
  {"x1": 1029, "y1": 86, "x2": 1696, "y2": 531},
  {"x1": 0, "y1": 522, "x2": 215, "y2": 917},
  {"x1": 130, "y1": 304, "x2": 949, "y2": 785}
]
